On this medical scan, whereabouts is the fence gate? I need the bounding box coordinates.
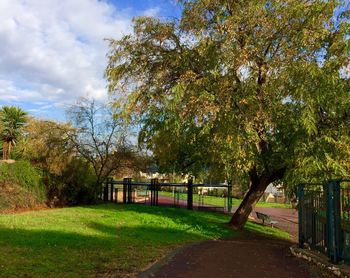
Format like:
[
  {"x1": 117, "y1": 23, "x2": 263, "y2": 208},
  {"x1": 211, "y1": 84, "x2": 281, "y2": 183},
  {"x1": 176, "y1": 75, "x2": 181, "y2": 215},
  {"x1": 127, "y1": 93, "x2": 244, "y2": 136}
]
[
  {"x1": 102, "y1": 178, "x2": 233, "y2": 211},
  {"x1": 298, "y1": 183, "x2": 327, "y2": 254},
  {"x1": 298, "y1": 180, "x2": 350, "y2": 264},
  {"x1": 340, "y1": 181, "x2": 350, "y2": 263}
]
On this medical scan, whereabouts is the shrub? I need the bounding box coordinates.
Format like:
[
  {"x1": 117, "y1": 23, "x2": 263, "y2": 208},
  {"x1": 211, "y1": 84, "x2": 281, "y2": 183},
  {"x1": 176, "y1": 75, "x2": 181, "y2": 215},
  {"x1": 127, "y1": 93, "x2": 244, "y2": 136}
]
[
  {"x1": 45, "y1": 158, "x2": 97, "y2": 206},
  {"x1": 0, "y1": 160, "x2": 46, "y2": 211}
]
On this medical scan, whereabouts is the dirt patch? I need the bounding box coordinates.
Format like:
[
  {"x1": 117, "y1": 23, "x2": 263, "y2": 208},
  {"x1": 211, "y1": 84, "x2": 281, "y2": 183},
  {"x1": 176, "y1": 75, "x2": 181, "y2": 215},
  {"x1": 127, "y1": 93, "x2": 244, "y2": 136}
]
[
  {"x1": 0, "y1": 204, "x2": 49, "y2": 214},
  {"x1": 142, "y1": 236, "x2": 333, "y2": 278},
  {"x1": 0, "y1": 159, "x2": 16, "y2": 164}
]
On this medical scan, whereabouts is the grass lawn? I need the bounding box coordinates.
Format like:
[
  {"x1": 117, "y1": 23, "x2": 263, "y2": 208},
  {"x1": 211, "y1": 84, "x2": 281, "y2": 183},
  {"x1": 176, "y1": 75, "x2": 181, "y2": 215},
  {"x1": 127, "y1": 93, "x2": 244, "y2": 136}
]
[
  {"x1": 0, "y1": 204, "x2": 289, "y2": 277},
  {"x1": 159, "y1": 191, "x2": 292, "y2": 209}
]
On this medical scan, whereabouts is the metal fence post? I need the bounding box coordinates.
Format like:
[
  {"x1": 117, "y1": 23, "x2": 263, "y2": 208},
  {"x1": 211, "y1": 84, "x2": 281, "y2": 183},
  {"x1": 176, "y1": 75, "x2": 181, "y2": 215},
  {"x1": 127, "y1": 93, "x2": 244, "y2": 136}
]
[
  {"x1": 150, "y1": 179, "x2": 156, "y2": 206},
  {"x1": 103, "y1": 184, "x2": 108, "y2": 203},
  {"x1": 123, "y1": 178, "x2": 128, "y2": 204},
  {"x1": 228, "y1": 180, "x2": 233, "y2": 213},
  {"x1": 327, "y1": 180, "x2": 341, "y2": 263},
  {"x1": 187, "y1": 178, "x2": 193, "y2": 210},
  {"x1": 150, "y1": 179, "x2": 153, "y2": 205},
  {"x1": 155, "y1": 178, "x2": 159, "y2": 206},
  {"x1": 127, "y1": 178, "x2": 132, "y2": 204},
  {"x1": 297, "y1": 184, "x2": 305, "y2": 248},
  {"x1": 150, "y1": 178, "x2": 159, "y2": 206},
  {"x1": 109, "y1": 178, "x2": 114, "y2": 202}
]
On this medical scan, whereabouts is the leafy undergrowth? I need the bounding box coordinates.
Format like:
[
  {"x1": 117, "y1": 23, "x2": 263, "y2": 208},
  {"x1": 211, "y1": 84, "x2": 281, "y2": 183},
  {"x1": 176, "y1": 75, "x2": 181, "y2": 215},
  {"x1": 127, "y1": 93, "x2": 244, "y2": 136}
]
[
  {"x1": 0, "y1": 182, "x2": 42, "y2": 212},
  {"x1": 159, "y1": 191, "x2": 292, "y2": 209},
  {"x1": 0, "y1": 161, "x2": 46, "y2": 212},
  {"x1": 0, "y1": 204, "x2": 289, "y2": 277}
]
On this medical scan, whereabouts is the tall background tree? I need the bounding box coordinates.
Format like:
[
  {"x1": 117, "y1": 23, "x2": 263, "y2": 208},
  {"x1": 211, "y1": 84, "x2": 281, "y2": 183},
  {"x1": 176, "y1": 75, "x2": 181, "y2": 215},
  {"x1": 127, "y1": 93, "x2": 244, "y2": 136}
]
[
  {"x1": 106, "y1": 0, "x2": 350, "y2": 228},
  {"x1": 66, "y1": 98, "x2": 133, "y2": 196},
  {"x1": 0, "y1": 106, "x2": 27, "y2": 160}
]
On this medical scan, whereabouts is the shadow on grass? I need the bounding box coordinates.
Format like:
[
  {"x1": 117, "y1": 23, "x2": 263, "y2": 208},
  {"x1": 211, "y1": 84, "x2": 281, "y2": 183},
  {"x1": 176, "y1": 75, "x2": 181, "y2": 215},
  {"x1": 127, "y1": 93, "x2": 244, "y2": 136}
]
[
  {"x1": 0, "y1": 223, "x2": 220, "y2": 277},
  {"x1": 85, "y1": 203, "x2": 230, "y2": 222},
  {"x1": 0, "y1": 203, "x2": 289, "y2": 277},
  {"x1": 110, "y1": 204, "x2": 236, "y2": 236},
  {"x1": 0, "y1": 204, "x2": 235, "y2": 278},
  {"x1": 88, "y1": 203, "x2": 289, "y2": 240}
]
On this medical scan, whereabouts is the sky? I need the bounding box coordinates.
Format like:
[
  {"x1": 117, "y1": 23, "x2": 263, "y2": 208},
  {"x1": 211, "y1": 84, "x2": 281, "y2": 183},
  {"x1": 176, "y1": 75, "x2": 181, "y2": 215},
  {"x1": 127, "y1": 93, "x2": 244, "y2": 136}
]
[{"x1": 0, "y1": 0, "x2": 182, "y2": 121}]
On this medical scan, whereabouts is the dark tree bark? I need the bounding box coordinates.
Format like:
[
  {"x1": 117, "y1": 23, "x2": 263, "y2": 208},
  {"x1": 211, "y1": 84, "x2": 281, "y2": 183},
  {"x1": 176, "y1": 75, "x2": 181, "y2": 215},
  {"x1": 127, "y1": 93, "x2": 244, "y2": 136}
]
[{"x1": 229, "y1": 166, "x2": 286, "y2": 229}]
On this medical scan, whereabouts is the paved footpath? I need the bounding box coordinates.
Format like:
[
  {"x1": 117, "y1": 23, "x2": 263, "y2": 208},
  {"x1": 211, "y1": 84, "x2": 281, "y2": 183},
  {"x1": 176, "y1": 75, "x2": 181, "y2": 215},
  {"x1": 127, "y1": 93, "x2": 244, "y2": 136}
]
[
  {"x1": 142, "y1": 237, "x2": 327, "y2": 278},
  {"x1": 139, "y1": 198, "x2": 332, "y2": 278}
]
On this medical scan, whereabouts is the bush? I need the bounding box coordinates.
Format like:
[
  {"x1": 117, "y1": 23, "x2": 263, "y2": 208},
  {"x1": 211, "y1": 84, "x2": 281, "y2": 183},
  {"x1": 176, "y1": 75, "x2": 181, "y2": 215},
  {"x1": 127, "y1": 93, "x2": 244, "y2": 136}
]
[
  {"x1": 0, "y1": 160, "x2": 46, "y2": 211},
  {"x1": 15, "y1": 118, "x2": 98, "y2": 207},
  {"x1": 45, "y1": 159, "x2": 97, "y2": 206}
]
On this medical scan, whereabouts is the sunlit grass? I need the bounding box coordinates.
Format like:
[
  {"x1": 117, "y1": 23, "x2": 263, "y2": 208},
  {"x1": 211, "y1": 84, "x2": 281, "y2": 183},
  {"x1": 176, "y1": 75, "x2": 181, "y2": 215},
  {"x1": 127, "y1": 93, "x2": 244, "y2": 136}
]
[{"x1": 0, "y1": 204, "x2": 289, "y2": 277}]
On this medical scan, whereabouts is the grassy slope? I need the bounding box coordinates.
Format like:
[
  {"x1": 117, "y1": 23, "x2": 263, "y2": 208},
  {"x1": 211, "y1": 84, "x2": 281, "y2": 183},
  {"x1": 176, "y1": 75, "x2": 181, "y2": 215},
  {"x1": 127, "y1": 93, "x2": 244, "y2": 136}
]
[
  {"x1": 0, "y1": 204, "x2": 289, "y2": 277},
  {"x1": 159, "y1": 191, "x2": 292, "y2": 209},
  {"x1": 0, "y1": 161, "x2": 46, "y2": 211}
]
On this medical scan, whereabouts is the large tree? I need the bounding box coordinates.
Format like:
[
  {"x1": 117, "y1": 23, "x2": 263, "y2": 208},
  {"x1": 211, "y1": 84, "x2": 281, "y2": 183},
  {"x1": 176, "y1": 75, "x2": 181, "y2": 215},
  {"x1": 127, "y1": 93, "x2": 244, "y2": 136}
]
[
  {"x1": 0, "y1": 106, "x2": 27, "y2": 160},
  {"x1": 106, "y1": 0, "x2": 350, "y2": 228}
]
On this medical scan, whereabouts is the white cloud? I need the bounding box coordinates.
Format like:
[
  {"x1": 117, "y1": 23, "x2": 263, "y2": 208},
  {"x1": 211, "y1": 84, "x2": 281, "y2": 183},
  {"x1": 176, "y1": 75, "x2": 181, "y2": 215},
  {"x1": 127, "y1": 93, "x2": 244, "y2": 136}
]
[
  {"x1": 0, "y1": 0, "x2": 133, "y2": 116},
  {"x1": 143, "y1": 7, "x2": 161, "y2": 17},
  {"x1": 0, "y1": 80, "x2": 42, "y2": 102}
]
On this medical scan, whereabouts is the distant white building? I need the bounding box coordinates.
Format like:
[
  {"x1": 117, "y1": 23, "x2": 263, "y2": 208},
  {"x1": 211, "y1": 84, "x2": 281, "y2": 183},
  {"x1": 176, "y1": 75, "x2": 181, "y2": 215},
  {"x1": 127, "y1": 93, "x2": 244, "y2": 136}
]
[{"x1": 263, "y1": 183, "x2": 287, "y2": 203}]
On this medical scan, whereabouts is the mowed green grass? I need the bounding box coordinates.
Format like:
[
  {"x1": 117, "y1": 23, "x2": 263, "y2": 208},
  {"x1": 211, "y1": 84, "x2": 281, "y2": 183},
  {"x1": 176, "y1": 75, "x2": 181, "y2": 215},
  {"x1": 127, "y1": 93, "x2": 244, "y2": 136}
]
[
  {"x1": 159, "y1": 191, "x2": 292, "y2": 209},
  {"x1": 0, "y1": 204, "x2": 289, "y2": 277}
]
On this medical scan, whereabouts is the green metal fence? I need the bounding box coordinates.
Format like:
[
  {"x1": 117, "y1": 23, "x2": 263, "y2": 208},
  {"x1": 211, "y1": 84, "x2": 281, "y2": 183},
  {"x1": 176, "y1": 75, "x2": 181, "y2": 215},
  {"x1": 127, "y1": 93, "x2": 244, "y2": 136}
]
[
  {"x1": 340, "y1": 180, "x2": 350, "y2": 263},
  {"x1": 298, "y1": 179, "x2": 350, "y2": 264},
  {"x1": 103, "y1": 178, "x2": 233, "y2": 213},
  {"x1": 298, "y1": 183, "x2": 327, "y2": 254}
]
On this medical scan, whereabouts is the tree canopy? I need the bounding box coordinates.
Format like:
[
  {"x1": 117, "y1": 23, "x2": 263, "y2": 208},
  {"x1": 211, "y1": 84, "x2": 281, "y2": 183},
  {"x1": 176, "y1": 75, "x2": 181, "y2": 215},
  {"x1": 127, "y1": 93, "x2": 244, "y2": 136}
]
[{"x1": 106, "y1": 0, "x2": 350, "y2": 228}]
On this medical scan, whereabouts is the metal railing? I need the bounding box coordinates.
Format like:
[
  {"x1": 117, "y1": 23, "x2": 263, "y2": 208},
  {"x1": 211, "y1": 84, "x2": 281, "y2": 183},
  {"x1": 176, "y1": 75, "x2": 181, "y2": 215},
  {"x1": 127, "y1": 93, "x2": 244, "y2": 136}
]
[{"x1": 102, "y1": 177, "x2": 233, "y2": 213}]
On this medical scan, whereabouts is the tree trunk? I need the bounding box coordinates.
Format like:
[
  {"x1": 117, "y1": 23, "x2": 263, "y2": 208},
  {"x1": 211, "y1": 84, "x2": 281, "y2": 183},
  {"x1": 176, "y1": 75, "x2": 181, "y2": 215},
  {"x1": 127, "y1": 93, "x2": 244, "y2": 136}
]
[
  {"x1": 2, "y1": 142, "x2": 7, "y2": 160},
  {"x1": 95, "y1": 174, "x2": 106, "y2": 201},
  {"x1": 229, "y1": 167, "x2": 286, "y2": 229},
  {"x1": 94, "y1": 178, "x2": 101, "y2": 201},
  {"x1": 8, "y1": 143, "x2": 11, "y2": 159}
]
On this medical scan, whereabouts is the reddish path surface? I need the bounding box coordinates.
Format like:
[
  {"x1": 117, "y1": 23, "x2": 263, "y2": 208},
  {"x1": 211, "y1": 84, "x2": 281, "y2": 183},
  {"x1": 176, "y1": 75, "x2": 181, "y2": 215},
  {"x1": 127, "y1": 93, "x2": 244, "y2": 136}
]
[{"x1": 250, "y1": 207, "x2": 298, "y2": 240}]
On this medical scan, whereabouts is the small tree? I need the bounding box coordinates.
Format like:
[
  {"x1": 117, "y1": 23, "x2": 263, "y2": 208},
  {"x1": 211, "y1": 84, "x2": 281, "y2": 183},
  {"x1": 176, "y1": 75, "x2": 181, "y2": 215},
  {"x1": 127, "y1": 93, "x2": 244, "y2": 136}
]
[
  {"x1": 0, "y1": 106, "x2": 27, "y2": 160},
  {"x1": 66, "y1": 98, "x2": 131, "y2": 195}
]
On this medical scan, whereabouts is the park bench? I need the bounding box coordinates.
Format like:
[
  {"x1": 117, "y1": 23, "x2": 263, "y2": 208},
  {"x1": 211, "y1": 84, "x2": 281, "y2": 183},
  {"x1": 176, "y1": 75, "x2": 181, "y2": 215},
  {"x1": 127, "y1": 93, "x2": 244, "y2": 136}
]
[
  {"x1": 256, "y1": 212, "x2": 278, "y2": 228},
  {"x1": 137, "y1": 190, "x2": 149, "y2": 197}
]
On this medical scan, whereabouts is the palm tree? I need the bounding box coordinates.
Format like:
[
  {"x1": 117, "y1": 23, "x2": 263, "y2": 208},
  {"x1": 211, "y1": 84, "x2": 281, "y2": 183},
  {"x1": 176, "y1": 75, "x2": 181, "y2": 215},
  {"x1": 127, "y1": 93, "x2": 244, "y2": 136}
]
[{"x1": 0, "y1": 106, "x2": 27, "y2": 160}]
